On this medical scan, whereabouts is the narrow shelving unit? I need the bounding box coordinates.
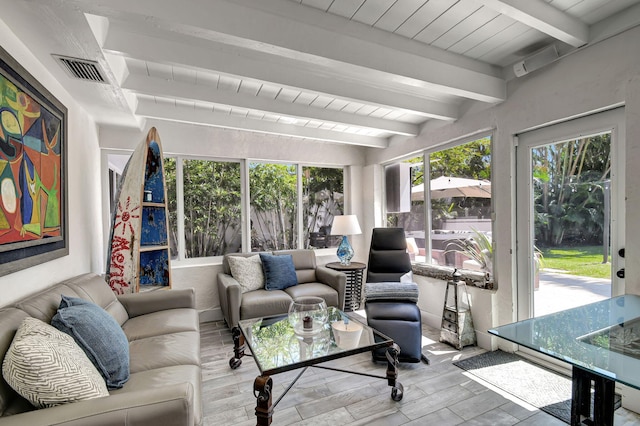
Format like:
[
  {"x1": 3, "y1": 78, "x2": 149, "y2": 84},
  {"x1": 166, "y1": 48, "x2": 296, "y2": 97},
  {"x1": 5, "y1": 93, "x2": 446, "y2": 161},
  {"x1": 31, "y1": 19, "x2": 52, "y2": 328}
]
[{"x1": 106, "y1": 127, "x2": 172, "y2": 294}]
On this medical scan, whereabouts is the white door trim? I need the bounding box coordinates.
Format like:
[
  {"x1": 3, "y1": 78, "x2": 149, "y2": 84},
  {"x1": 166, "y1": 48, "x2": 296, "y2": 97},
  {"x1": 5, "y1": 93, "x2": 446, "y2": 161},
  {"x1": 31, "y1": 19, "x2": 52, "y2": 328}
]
[{"x1": 515, "y1": 107, "x2": 625, "y2": 320}]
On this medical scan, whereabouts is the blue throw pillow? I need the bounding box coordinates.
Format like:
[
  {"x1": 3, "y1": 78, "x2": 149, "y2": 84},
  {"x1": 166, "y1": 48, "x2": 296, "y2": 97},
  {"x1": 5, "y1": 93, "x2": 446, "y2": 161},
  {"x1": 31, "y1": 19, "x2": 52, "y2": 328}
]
[
  {"x1": 51, "y1": 295, "x2": 130, "y2": 389},
  {"x1": 260, "y1": 253, "x2": 298, "y2": 290}
]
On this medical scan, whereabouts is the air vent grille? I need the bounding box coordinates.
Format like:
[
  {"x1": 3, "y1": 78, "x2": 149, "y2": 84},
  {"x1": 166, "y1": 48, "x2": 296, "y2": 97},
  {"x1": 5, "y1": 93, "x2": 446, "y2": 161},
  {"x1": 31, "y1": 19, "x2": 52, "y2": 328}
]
[{"x1": 53, "y1": 55, "x2": 108, "y2": 84}]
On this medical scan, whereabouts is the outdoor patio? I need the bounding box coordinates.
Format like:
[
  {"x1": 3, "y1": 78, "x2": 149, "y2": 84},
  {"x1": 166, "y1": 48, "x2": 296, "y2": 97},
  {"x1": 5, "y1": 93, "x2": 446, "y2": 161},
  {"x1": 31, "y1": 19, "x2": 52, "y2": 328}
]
[{"x1": 534, "y1": 271, "x2": 611, "y2": 317}]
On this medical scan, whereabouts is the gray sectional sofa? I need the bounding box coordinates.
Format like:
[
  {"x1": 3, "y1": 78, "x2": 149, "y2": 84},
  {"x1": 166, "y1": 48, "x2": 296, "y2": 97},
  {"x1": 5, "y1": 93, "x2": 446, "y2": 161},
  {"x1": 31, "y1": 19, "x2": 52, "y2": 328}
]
[
  {"x1": 0, "y1": 273, "x2": 201, "y2": 426},
  {"x1": 217, "y1": 249, "x2": 347, "y2": 328}
]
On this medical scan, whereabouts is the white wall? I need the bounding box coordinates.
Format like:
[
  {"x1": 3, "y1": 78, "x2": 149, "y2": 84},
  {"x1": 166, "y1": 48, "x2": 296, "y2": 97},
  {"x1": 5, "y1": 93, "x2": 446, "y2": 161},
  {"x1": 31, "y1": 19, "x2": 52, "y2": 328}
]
[
  {"x1": 364, "y1": 25, "x2": 640, "y2": 351},
  {"x1": 0, "y1": 18, "x2": 103, "y2": 307}
]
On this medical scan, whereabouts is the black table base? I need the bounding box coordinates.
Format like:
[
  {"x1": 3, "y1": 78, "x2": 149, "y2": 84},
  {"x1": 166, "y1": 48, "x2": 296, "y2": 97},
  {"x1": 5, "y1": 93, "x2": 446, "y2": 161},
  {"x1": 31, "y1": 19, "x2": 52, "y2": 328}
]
[{"x1": 571, "y1": 365, "x2": 615, "y2": 426}]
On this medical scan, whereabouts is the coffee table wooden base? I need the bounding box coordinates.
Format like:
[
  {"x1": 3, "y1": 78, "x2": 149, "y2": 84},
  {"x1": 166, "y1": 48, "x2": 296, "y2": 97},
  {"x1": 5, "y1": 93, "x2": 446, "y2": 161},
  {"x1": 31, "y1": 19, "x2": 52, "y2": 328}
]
[
  {"x1": 254, "y1": 376, "x2": 273, "y2": 426},
  {"x1": 229, "y1": 326, "x2": 245, "y2": 369}
]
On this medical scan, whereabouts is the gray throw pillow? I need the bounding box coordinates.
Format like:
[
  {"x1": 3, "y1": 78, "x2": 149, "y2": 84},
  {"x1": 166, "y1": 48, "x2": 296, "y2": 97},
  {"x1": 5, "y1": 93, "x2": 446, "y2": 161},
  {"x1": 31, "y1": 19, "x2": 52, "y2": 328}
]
[
  {"x1": 51, "y1": 295, "x2": 130, "y2": 389},
  {"x1": 227, "y1": 255, "x2": 265, "y2": 292},
  {"x1": 260, "y1": 253, "x2": 298, "y2": 290}
]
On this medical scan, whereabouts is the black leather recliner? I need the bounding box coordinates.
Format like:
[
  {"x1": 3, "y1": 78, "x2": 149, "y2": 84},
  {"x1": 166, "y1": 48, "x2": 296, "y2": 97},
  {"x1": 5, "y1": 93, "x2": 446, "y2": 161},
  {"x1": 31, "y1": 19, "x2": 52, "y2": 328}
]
[{"x1": 365, "y1": 228, "x2": 428, "y2": 364}]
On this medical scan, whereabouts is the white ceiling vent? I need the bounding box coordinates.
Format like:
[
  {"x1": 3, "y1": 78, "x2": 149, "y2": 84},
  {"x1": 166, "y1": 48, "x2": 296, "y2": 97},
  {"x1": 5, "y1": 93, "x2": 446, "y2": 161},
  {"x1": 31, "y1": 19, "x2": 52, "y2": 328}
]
[{"x1": 53, "y1": 55, "x2": 109, "y2": 84}]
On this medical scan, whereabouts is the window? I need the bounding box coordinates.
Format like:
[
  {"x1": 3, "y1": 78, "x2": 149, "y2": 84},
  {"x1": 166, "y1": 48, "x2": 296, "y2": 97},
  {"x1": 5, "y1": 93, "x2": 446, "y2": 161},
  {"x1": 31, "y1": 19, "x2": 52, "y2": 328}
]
[
  {"x1": 303, "y1": 166, "x2": 344, "y2": 249},
  {"x1": 107, "y1": 152, "x2": 344, "y2": 260},
  {"x1": 385, "y1": 137, "x2": 492, "y2": 275},
  {"x1": 249, "y1": 162, "x2": 298, "y2": 251},
  {"x1": 165, "y1": 158, "x2": 242, "y2": 259}
]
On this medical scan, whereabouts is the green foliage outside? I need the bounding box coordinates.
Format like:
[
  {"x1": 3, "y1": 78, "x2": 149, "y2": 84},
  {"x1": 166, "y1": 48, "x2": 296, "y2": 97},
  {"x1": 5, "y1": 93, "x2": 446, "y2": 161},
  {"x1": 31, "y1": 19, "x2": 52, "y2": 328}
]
[
  {"x1": 445, "y1": 227, "x2": 493, "y2": 274},
  {"x1": 540, "y1": 246, "x2": 611, "y2": 279},
  {"x1": 533, "y1": 134, "x2": 611, "y2": 247},
  {"x1": 250, "y1": 163, "x2": 297, "y2": 251},
  {"x1": 165, "y1": 158, "x2": 343, "y2": 256},
  {"x1": 429, "y1": 138, "x2": 491, "y2": 181},
  {"x1": 302, "y1": 167, "x2": 343, "y2": 248},
  {"x1": 164, "y1": 158, "x2": 242, "y2": 257}
]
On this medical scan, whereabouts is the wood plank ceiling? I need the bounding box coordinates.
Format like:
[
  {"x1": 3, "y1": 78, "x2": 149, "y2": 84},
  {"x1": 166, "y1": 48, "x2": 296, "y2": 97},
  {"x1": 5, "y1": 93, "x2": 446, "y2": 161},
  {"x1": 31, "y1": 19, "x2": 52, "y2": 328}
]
[{"x1": 3, "y1": 0, "x2": 640, "y2": 148}]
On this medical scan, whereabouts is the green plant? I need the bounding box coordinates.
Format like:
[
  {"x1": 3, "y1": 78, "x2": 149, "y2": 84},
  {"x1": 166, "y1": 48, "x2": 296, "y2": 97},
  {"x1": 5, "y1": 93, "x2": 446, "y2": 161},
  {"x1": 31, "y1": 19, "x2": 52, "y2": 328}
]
[{"x1": 445, "y1": 227, "x2": 492, "y2": 274}]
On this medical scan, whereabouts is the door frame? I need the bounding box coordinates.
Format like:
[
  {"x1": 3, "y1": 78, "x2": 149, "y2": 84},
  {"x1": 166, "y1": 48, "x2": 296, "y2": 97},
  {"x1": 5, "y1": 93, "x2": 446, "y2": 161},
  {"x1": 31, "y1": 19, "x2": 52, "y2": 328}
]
[{"x1": 515, "y1": 107, "x2": 626, "y2": 321}]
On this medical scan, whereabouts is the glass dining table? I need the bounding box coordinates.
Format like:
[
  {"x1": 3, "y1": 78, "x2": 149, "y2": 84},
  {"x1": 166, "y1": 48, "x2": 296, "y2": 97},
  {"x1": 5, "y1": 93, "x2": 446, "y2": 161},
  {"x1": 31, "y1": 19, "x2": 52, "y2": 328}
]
[{"x1": 489, "y1": 294, "x2": 640, "y2": 426}]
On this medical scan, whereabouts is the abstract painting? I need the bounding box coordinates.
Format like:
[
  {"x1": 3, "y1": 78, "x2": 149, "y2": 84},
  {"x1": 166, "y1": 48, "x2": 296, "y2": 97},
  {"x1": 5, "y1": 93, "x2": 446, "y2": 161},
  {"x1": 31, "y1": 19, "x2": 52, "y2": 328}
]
[{"x1": 0, "y1": 46, "x2": 67, "y2": 276}]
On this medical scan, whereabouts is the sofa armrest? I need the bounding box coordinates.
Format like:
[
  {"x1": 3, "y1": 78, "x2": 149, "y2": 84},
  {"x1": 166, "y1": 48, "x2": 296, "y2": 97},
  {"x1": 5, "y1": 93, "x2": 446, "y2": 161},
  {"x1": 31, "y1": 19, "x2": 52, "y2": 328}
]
[
  {"x1": 0, "y1": 383, "x2": 196, "y2": 426},
  {"x1": 216, "y1": 273, "x2": 242, "y2": 328},
  {"x1": 117, "y1": 288, "x2": 195, "y2": 318},
  {"x1": 316, "y1": 266, "x2": 347, "y2": 311}
]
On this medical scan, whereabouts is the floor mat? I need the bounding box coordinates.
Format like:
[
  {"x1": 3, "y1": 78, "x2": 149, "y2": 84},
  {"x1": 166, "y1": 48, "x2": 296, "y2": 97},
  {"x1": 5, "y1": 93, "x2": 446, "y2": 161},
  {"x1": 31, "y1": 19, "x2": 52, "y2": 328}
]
[{"x1": 454, "y1": 350, "x2": 588, "y2": 424}]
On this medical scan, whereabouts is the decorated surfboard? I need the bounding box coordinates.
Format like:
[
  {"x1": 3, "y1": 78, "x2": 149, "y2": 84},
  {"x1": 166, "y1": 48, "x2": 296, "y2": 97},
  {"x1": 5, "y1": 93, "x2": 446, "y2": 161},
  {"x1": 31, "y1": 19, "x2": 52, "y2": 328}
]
[{"x1": 105, "y1": 127, "x2": 171, "y2": 294}]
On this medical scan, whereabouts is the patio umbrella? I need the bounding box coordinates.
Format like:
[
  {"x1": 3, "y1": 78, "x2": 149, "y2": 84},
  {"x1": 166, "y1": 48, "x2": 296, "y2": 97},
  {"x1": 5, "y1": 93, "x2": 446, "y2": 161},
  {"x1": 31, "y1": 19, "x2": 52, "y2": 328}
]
[{"x1": 411, "y1": 176, "x2": 491, "y2": 201}]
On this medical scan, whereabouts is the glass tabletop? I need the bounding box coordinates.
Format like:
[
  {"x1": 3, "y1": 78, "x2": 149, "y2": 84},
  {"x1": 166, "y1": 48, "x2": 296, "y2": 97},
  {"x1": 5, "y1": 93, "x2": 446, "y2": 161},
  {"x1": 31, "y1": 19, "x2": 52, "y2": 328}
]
[
  {"x1": 489, "y1": 295, "x2": 640, "y2": 390},
  {"x1": 238, "y1": 307, "x2": 393, "y2": 375}
]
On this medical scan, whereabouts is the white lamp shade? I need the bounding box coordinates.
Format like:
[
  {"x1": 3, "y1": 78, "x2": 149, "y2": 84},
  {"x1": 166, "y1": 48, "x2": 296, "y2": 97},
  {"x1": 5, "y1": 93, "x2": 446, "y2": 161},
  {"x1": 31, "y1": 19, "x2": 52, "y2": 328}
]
[{"x1": 330, "y1": 215, "x2": 362, "y2": 235}]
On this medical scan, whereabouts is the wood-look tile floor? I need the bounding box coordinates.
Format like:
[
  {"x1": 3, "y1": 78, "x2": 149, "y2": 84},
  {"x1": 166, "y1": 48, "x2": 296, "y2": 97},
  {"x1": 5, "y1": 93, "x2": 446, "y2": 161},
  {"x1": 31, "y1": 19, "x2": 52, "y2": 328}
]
[{"x1": 200, "y1": 320, "x2": 640, "y2": 425}]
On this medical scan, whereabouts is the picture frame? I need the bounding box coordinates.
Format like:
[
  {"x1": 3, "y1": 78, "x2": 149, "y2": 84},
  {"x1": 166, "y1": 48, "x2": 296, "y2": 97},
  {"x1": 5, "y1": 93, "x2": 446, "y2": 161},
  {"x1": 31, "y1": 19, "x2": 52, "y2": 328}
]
[{"x1": 0, "y1": 45, "x2": 68, "y2": 276}]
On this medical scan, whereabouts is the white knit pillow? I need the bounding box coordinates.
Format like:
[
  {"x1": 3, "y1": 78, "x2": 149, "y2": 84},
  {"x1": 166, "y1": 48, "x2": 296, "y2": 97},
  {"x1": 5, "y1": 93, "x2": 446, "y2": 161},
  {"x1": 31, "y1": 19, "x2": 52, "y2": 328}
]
[
  {"x1": 2, "y1": 317, "x2": 109, "y2": 408},
  {"x1": 228, "y1": 255, "x2": 265, "y2": 292}
]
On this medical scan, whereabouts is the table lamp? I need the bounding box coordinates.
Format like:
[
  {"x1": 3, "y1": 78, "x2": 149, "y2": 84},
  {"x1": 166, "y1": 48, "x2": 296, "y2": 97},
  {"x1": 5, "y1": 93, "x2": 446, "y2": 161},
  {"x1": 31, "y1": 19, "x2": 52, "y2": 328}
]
[{"x1": 330, "y1": 215, "x2": 362, "y2": 266}]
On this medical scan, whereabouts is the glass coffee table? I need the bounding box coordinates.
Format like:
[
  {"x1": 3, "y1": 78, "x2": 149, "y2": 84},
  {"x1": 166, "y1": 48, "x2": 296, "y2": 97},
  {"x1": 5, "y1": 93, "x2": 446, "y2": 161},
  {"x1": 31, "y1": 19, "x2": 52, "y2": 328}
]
[{"x1": 229, "y1": 307, "x2": 403, "y2": 425}]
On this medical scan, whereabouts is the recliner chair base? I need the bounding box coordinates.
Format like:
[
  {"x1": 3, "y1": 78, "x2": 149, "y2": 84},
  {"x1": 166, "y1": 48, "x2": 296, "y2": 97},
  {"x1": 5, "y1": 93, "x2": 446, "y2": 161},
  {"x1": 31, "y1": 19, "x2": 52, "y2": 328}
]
[{"x1": 365, "y1": 301, "x2": 429, "y2": 364}]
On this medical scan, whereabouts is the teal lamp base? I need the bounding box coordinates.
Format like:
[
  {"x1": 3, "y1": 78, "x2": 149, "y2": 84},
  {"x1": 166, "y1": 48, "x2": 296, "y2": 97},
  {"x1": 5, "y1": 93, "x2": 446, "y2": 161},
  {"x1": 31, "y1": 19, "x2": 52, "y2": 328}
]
[{"x1": 336, "y1": 235, "x2": 354, "y2": 266}]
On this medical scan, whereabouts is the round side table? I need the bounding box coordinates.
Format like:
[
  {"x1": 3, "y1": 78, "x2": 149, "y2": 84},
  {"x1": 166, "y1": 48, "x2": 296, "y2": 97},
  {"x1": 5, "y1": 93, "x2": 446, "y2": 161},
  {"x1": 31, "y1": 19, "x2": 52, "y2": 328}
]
[{"x1": 325, "y1": 262, "x2": 366, "y2": 311}]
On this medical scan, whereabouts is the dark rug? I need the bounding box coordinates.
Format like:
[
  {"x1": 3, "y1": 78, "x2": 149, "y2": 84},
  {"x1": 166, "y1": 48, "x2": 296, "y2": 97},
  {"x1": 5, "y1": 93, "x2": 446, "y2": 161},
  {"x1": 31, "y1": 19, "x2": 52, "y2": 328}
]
[{"x1": 454, "y1": 350, "x2": 574, "y2": 423}]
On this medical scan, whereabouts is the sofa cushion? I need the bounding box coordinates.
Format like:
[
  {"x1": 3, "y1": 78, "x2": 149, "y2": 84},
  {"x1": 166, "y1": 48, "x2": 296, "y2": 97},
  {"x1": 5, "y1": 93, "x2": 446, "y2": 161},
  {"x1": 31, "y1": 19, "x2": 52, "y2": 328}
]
[
  {"x1": 109, "y1": 365, "x2": 202, "y2": 426},
  {"x1": 62, "y1": 273, "x2": 130, "y2": 326},
  {"x1": 2, "y1": 317, "x2": 109, "y2": 408},
  {"x1": 129, "y1": 331, "x2": 200, "y2": 373},
  {"x1": 13, "y1": 274, "x2": 130, "y2": 326},
  {"x1": 227, "y1": 255, "x2": 264, "y2": 292},
  {"x1": 260, "y1": 253, "x2": 298, "y2": 290},
  {"x1": 240, "y1": 289, "x2": 293, "y2": 320},
  {"x1": 51, "y1": 295, "x2": 130, "y2": 389},
  {"x1": 285, "y1": 283, "x2": 339, "y2": 308},
  {"x1": 122, "y1": 308, "x2": 199, "y2": 341}
]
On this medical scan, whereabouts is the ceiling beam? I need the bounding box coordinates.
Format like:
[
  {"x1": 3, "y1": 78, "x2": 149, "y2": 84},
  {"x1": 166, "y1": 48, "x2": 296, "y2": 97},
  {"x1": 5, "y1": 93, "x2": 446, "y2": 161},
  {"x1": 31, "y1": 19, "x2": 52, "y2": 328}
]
[
  {"x1": 103, "y1": 27, "x2": 460, "y2": 121},
  {"x1": 63, "y1": 0, "x2": 505, "y2": 103},
  {"x1": 479, "y1": 0, "x2": 589, "y2": 47},
  {"x1": 135, "y1": 98, "x2": 388, "y2": 148},
  {"x1": 122, "y1": 74, "x2": 419, "y2": 136}
]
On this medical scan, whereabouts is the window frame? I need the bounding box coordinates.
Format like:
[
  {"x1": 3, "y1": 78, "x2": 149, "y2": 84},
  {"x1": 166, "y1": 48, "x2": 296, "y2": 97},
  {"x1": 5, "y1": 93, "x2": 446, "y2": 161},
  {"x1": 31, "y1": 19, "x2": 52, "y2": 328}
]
[
  {"x1": 383, "y1": 132, "x2": 494, "y2": 278},
  {"x1": 168, "y1": 154, "x2": 244, "y2": 262}
]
